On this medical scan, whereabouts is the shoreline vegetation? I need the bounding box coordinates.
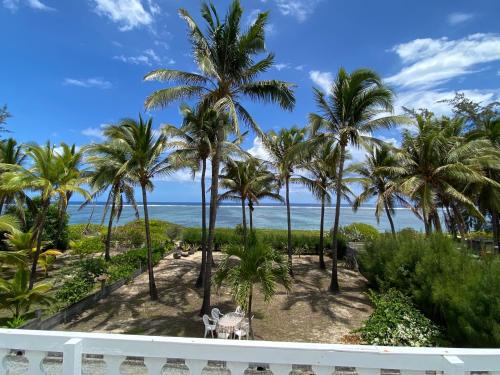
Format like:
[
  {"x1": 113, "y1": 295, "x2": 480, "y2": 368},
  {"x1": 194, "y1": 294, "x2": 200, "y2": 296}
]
[{"x1": 0, "y1": 0, "x2": 498, "y2": 349}]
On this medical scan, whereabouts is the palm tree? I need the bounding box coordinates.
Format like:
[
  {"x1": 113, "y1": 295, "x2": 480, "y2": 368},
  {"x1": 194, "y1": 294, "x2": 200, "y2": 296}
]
[
  {"x1": 351, "y1": 144, "x2": 412, "y2": 236},
  {"x1": 219, "y1": 157, "x2": 278, "y2": 238},
  {"x1": 309, "y1": 68, "x2": 404, "y2": 292},
  {"x1": 0, "y1": 142, "x2": 88, "y2": 289},
  {"x1": 398, "y1": 111, "x2": 499, "y2": 237},
  {"x1": 262, "y1": 127, "x2": 310, "y2": 276},
  {"x1": 144, "y1": 0, "x2": 295, "y2": 314},
  {"x1": 0, "y1": 215, "x2": 25, "y2": 267},
  {"x1": 0, "y1": 266, "x2": 53, "y2": 319},
  {"x1": 0, "y1": 138, "x2": 27, "y2": 215},
  {"x1": 295, "y1": 140, "x2": 352, "y2": 269},
  {"x1": 214, "y1": 233, "x2": 291, "y2": 338},
  {"x1": 104, "y1": 116, "x2": 172, "y2": 301},
  {"x1": 247, "y1": 176, "x2": 283, "y2": 232},
  {"x1": 85, "y1": 141, "x2": 139, "y2": 261},
  {"x1": 0, "y1": 105, "x2": 11, "y2": 134}
]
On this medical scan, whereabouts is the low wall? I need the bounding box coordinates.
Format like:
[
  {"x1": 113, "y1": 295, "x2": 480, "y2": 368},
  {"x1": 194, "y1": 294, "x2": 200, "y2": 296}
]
[{"x1": 21, "y1": 265, "x2": 145, "y2": 330}]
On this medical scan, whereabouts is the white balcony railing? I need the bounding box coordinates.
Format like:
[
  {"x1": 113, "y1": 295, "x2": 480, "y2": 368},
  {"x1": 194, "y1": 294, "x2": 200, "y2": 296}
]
[{"x1": 1, "y1": 329, "x2": 500, "y2": 375}]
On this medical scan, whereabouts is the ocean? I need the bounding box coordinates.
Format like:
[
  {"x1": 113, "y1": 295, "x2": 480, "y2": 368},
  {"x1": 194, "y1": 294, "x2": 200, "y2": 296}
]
[{"x1": 67, "y1": 203, "x2": 424, "y2": 232}]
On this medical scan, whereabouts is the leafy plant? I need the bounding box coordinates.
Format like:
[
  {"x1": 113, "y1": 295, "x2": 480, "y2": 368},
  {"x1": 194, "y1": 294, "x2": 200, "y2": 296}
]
[
  {"x1": 68, "y1": 224, "x2": 105, "y2": 241},
  {"x1": 340, "y1": 223, "x2": 379, "y2": 242},
  {"x1": 357, "y1": 289, "x2": 440, "y2": 347},
  {"x1": 55, "y1": 274, "x2": 93, "y2": 307},
  {"x1": 70, "y1": 236, "x2": 105, "y2": 258}
]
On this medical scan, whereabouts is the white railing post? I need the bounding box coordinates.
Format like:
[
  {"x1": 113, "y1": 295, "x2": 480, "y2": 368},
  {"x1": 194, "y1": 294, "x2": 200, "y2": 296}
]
[
  {"x1": 185, "y1": 359, "x2": 206, "y2": 375},
  {"x1": 25, "y1": 350, "x2": 47, "y2": 375},
  {"x1": 444, "y1": 355, "x2": 465, "y2": 375},
  {"x1": 226, "y1": 361, "x2": 249, "y2": 375},
  {"x1": 269, "y1": 363, "x2": 292, "y2": 375},
  {"x1": 356, "y1": 368, "x2": 380, "y2": 375},
  {"x1": 103, "y1": 355, "x2": 125, "y2": 375},
  {"x1": 312, "y1": 365, "x2": 334, "y2": 375},
  {"x1": 0, "y1": 349, "x2": 8, "y2": 375},
  {"x1": 63, "y1": 338, "x2": 83, "y2": 375},
  {"x1": 144, "y1": 357, "x2": 166, "y2": 374}
]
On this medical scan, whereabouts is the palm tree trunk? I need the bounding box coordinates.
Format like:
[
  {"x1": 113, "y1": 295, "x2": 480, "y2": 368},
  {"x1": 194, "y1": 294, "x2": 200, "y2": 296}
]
[
  {"x1": 85, "y1": 201, "x2": 96, "y2": 233},
  {"x1": 422, "y1": 205, "x2": 431, "y2": 236},
  {"x1": 432, "y1": 209, "x2": 442, "y2": 233},
  {"x1": 248, "y1": 200, "x2": 254, "y2": 232},
  {"x1": 29, "y1": 199, "x2": 50, "y2": 290},
  {"x1": 200, "y1": 126, "x2": 223, "y2": 316},
  {"x1": 319, "y1": 192, "x2": 326, "y2": 270},
  {"x1": 383, "y1": 200, "x2": 396, "y2": 236},
  {"x1": 141, "y1": 184, "x2": 158, "y2": 301},
  {"x1": 247, "y1": 285, "x2": 254, "y2": 339},
  {"x1": 196, "y1": 158, "x2": 208, "y2": 288},
  {"x1": 285, "y1": 176, "x2": 293, "y2": 277},
  {"x1": 104, "y1": 191, "x2": 116, "y2": 262},
  {"x1": 451, "y1": 203, "x2": 466, "y2": 241},
  {"x1": 330, "y1": 145, "x2": 346, "y2": 293},
  {"x1": 491, "y1": 209, "x2": 499, "y2": 254},
  {"x1": 0, "y1": 196, "x2": 4, "y2": 215},
  {"x1": 241, "y1": 196, "x2": 247, "y2": 240}
]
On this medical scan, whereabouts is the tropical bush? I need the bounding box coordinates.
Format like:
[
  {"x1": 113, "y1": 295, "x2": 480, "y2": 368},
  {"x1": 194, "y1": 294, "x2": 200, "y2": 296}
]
[
  {"x1": 339, "y1": 223, "x2": 379, "y2": 242},
  {"x1": 107, "y1": 246, "x2": 168, "y2": 282},
  {"x1": 55, "y1": 274, "x2": 94, "y2": 306},
  {"x1": 6, "y1": 198, "x2": 69, "y2": 249},
  {"x1": 357, "y1": 289, "x2": 440, "y2": 346},
  {"x1": 358, "y1": 232, "x2": 500, "y2": 347},
  {"x1": 68, "y1": 223, "x2": 105, "y2": 241},
  {"x1": 111, "y1": 220, "x2": 177, "y2": 249},
  {"x1": 70, "y1": 236, "x2": 104, "y2": 257}
]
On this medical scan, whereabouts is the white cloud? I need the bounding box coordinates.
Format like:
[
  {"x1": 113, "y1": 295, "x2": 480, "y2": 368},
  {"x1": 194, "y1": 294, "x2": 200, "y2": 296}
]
[
  {"x1": 274, "y1": 63, "x2": 289, "y2": 71},
  {"x1": 81, "y1": 125, "x2": 107, "y2": 140},
  {"x1": 394, "y1": 88, "x2": 500, "y2": 117},
  {"x1": 248, "y1": 136, "x2": 270, "y2": 162},
  {"x1": 309, "y1": 70, "x2": 333, "y2": 92},
  {"x1": 92, "y1": 0, "x2": 155, "y2": 31},
  {"x1": 274, "y1": 0, "x2": 321, "y2": 22},
  {"x1": 113, "y1": 48, "x2": 171, "y2": 66},
  {"x1": 63, "y1": 78, "x2": 112, "y2": 89},
  {"x1": 294, "y1": 65, "x2": 305, "y2": 71},
  {"x1": 447, "y1": 12, "x2": 474, "y2": 25},
  {"x1": 386, "y1": 33, "x2": 500, "y2": 88},
  {"x1": 3, "y1": 0, "x2": 54, "y2": 11}
]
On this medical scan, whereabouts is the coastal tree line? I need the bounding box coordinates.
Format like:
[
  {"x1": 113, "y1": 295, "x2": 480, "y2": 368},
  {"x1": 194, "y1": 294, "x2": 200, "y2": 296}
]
[{"x1": 0, "y1": 0, "x2": 498, "y2": 318}]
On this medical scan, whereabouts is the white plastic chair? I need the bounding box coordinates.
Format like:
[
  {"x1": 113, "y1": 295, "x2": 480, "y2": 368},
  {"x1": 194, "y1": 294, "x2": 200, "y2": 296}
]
[
  {"x1": 202, "y1": 314, "x2": 216, "y2": 338},
  {"x1": 234, "y1": 315, "x2": 253, "y2": 340},
  {"x1": 211, "y1": 308, "x2": 224, "y2": 322},
  {"x1": 235, "y1": 306, "x2": 243, "y2": 315}
]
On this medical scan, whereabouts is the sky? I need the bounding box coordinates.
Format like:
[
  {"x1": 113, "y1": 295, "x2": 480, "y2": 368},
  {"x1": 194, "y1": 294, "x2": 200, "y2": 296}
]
[{"x1": 1, "y1": 0, "x2": 500, "y2": 203}]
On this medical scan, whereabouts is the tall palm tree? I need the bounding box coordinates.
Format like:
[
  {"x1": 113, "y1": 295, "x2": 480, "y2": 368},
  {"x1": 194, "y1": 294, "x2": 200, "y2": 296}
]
[
  {"x1": 0, "y1": 105, "x2": 10, "y2": 134},
  {"x1": 0, "y1": 138, "x2": 27, "y2": 215},
  {"x1": 247, "y1": 176, "x2": 283, "y2": 232},
  {"x1": 309, "y1": 68, "x2": 404, "y2": 292},
  {"x1": 85, "y1": 141, "x2": 139, "y2": 261},
  {"x1": 295, "y1": 140, "x2": 352, "y2": 269},
  {"x1": 0, "y1": 142, "x2": 88, "y2": 289},
  {"x1": 262, "y1": 127, "x2": 310, "y2": 276},
  {"x1": 214, "y1": 233, "x2": 291, "y2": 338},
  {"x1": 219, "y1": 157, "x2": 278, "y2": 238},
  {"x1": 351, "y1": 144, "x2": 413, "y2": 236},
  {"x1": 144, "y1": 0, "x2": 295, "y2": 314},
  {"x1": 104, "y1": 116, "x2": 172, "y2": 301}
]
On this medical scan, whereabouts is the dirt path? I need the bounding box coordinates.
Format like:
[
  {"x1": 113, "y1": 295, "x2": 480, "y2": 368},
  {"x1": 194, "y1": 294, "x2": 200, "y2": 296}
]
[{"x1": 57, "y1": 253, "x2": 371, "y2": 343}]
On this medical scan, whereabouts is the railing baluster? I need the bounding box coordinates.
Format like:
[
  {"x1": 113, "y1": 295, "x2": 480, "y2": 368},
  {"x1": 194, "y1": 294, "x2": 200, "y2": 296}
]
[
  {"x1": 144, "y1": 357, "x2": 166, "y2": 374},
  {"x1": 312, "y1": 365, "x2": 334, "y2": 375},
  {"x1": 444, "y1": 356, "x2": 465, "y2": 375},
  {"x1": 103, "y1": 355, "x2": 126, "y2": 375},
  {"x1": 401, "y1": 371, "x2": 427, "y2": 375},
  {"x1": 226, "y1": 361, "x2": 249, "y2": 375},
  {"x1": 270, "y1": 363, "x2": 292, "y2": 375},
  {"x1": 185, "y1": 359, "x2": 207, "y2": 375},
  {"x1": 0, "y1": 349, "x2": 8, "y2": 375},
  {"x1": 356, "y1": 368, "x2": 380, "y2": 375},
  {"x1": 25, "y1": 350, "x2": 47, "y2": 375},
  {"x1": 63, "y1": 338, "x2": 82, "y2": 375}
]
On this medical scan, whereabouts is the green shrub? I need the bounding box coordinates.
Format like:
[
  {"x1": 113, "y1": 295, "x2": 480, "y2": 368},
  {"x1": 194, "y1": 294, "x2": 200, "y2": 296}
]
[
  {"x1": 357, "y1": 289, "x2": 440, "y2": 346},
  {"x1": 340, "y1": 223, "x2": 379, "y2": 242},
  {"x1": 70, "y1": 236, "x2": 104, "y2": 257},
  {"x1": 68, "y1": 224, "x2": 105, "y2": 241},
  {"x1": 107, "y1": 246, "x2": 167, "y2": 282},
  {"x1": 76, "y1": 258, "x2": 106, "y2": 282},
  {"x1": 111, "y1": 220, "x2": 177, "y2": 249},
  {"x1": 55, "y1": 274, "x2": 94, "y2": 306},
  {"x1": 7, "y1": 197, "x2": 69, "y2": 249},
  {"x1": 359, "y1": 232, "x2": 500, "y2": 347}
]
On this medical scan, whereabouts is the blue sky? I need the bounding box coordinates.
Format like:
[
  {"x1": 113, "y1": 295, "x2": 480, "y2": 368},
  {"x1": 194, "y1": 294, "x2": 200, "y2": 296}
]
[{"x1": 1, "y1": 0, "x2": 500, "y2": 203}]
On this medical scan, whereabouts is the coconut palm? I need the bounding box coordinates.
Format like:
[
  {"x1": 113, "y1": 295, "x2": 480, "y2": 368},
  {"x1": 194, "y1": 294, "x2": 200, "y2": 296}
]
[
  {"x1": 85, "y1": 141, "x2": 139, "y2": 261},
  {"x1": 262, "y1": 127, "x2": 311, "y2": 276},
  {"x1": 0, "y1": 142, "x2": 89, "y2": 289},
  {"x1": 0, "y1": 266, "x2": 53, "y2": 319},
  {"x1": 309, "y1": 68, "x2": 405, "y2": 292},
  {"x1": 164, "y1": 105, "x2": 243, "y2": 288},
  {"x1": 214, "y1": 233, "x2": 291, "y2": 338},
  {"x1": 351, "y1": 144, "x2": 413, "y2": 236},
  {"x1": 0, "y1": 105, "x2": 10, "y2": 134},
  {"x1": 295, "y1": 140, "x2": 353, "y2": 269},
  {"x1": 247, "y1": 176, "x2": 283, "y2": 232},
  {"x1": 104, "y1": 116, "x2": 172, "y2": 301},
  {"x1": 144, "y1": 0, "x2": 295, "y2": 314},
  {"x1": 0, "y1": 215, "x2": 25, "y2": 267},
  {"x1": 0, "y1": 138, "x2": 27, "y2": 215},
  {"x1": 219, "y1": 157, "x2": 279, "y2": 237}
]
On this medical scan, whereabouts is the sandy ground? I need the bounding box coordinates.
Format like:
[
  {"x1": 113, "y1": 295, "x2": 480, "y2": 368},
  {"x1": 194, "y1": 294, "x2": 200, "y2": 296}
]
[{"x1": 56, "y1": 253, "x2": 372, "y2": 343}]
